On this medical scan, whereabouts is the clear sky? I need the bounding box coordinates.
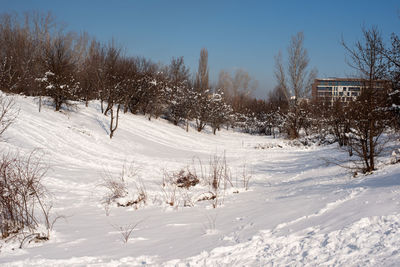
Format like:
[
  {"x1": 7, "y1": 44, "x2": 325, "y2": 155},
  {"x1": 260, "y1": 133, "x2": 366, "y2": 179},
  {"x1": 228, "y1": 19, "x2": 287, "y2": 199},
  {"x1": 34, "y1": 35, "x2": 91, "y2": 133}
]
[{"x1": 1, "y1": 0, "x2": 399, "y2": 98}]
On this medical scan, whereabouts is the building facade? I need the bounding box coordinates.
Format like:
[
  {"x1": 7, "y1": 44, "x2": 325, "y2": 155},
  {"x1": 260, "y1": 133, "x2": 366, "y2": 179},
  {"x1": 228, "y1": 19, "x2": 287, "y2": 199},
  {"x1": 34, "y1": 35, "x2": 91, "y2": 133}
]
[{"x1": 311, "y1": 78, "x2": 387, "y2": 103}]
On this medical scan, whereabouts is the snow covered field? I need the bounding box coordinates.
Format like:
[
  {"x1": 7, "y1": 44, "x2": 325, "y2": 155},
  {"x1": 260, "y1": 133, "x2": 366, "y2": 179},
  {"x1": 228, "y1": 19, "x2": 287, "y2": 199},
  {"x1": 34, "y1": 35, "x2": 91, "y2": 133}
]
[{"x1": 0, "y1": 95, "x2": 400, "y2": 266}]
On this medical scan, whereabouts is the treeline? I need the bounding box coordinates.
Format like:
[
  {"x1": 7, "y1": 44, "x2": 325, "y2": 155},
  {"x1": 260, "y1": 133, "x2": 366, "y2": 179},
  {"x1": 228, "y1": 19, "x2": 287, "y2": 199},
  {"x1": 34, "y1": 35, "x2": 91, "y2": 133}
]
[
  {"x1": 0, "y1": 12, "x2": 399, "y2": 149},
  {"x1": 0, "y1": 12, "x2": 327, "y2": 138},
  {"x1": 0, "y1": 12, "x2": 265, "y2": 136}
]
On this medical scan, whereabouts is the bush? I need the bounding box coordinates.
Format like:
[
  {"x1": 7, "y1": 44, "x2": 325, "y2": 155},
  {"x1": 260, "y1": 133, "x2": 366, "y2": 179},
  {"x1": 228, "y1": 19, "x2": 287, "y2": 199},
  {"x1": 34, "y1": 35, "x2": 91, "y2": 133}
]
[
  {"x1": 0, "y1": 150, "x2": 53, "y2": 240},
  {"x1": 174, "y1": 169, "x2": 199, "y2": 189},
  {"x1": 0, "y1": 94, "x2": 18, "y2": 138},
  {"x1": 161, "y1": 154, "x2": 251, "y2": 209},
  {"x1": 161, "y1": 167, "x2": 200, "y2": 207},
  {"x1": 101, "y1": 162, "x2": 147, "y2": 211}
]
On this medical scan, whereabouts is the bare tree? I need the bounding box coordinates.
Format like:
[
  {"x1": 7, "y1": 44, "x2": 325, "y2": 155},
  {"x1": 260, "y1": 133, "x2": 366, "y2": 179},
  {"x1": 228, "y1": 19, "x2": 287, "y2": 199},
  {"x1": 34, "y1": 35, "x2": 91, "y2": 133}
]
[
  {"x1": 383, "y1": 31, "x2": 400, "y2": 129},
  {"x1": 29, "y1": 12, "x2": 58, "y2": 110},
  {"x1": 166, "y1": 56, "x2": 191, "y2": 126},
  {"x1": 109, "y1": 103, "x2": 120, "y2": 139},
  {"x1": 274, "y1": 32, "x2": 317, "y2": 138},
  {"x1": 37, "y1": 34, "x2": 78, "y2": 111},
  {"x1": 194, "y1": 48, "x2": 210, "y2": 132},
  {"x1": 125, "y1": 57, "x2": 157, "y2": 114},
  {"x1": 207, "y1": 90, "x2": 232, "y2": 135},
  {"x1": 217, "y1": 69, "x2": 258, "y2": 113},
  {"x1": 342, "y1": 26, "x2": 392, "y2": 172},
  {"x1": 0, "y1": 13, "x2": 36, "y2": 94},
  {"x1": 0, "y1": 95, "x2": 18, "y2": 138},
  {"x1": 195, "y1": 48, "x2": 209, "y2": 93},
  {"x1": 0, "y1": 11, "x2": 62, "y2": 112},
  {"x1": 101, "y1": 43, "x2": 125, "y2": 138},
  {"x1": 79, "y1": 39, "x2": 104, "y2": 107}
]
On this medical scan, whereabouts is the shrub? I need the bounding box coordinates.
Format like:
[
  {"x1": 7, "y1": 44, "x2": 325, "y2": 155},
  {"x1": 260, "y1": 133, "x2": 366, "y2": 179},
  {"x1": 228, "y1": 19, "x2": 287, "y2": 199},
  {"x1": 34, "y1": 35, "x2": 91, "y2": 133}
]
[
  {"x1": 0, "y1": 150, "x2": 53, "y2": 240},
  {"x1": 174, "y1": 169, "x2": 199, "y2": 189},
  {"x1": 101, "y1": 162, "x2": 147, "y2": 211},
  {"x1": 0, "y1": 94, "x2": 18, "y2": 138},
  {"x1": 101, "y1": 170, "x2": 128, "y2": 205},
  {"x1": 161, "y1": 167, "x2": 200, "y2": 207},
  {"x1": 112, "y1": 221, "x2": 141, "y2": 244}
]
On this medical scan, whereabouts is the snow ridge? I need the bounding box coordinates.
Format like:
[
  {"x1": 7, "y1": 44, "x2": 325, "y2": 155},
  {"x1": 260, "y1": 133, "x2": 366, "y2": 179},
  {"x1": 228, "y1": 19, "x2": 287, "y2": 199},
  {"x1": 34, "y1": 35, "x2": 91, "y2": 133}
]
[{"x1": 171, "y1": 214, "x2": 400, "y2": 266}]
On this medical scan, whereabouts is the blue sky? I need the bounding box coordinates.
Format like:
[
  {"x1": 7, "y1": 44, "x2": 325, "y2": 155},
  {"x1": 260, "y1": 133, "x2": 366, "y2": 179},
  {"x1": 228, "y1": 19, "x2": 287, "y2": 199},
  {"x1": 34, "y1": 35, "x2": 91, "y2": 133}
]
[{"x1": 1, "y1": 0, "x2": 399, "y2": 98}]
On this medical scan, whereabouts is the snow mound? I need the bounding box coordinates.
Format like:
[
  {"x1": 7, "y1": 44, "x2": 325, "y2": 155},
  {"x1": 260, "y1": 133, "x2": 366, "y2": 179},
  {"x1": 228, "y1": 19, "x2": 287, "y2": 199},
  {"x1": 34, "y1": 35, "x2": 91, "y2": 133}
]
[{"x1": 172, "y1": 214, "x2": 400, "y2": 266}]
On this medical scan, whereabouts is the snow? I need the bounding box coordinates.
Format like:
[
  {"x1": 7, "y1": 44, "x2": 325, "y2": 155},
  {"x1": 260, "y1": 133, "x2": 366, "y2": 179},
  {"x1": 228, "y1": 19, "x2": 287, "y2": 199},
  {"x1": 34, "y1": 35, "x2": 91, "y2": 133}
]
[{"x1": 0, "y1": 95, "x2": 399, "y2": 266}]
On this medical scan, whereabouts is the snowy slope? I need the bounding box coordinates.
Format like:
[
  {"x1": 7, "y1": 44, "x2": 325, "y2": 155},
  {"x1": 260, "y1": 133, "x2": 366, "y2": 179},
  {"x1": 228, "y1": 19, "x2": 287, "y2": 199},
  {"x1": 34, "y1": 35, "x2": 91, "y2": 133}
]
[{"x1": 0, "y1": 95, "x2": 400, "y2": 266}]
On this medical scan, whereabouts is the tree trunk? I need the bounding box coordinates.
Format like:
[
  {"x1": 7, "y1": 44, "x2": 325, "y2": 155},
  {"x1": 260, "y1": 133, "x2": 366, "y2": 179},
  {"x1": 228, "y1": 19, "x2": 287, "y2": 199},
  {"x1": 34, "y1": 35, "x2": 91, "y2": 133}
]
[
  {"x1": 109, "y1": 104, "x2": 120, "y2": 139},
  {"x1": 369, "y1": 119, "x2": 375, "y2": 171},
  {"x1": 38, "y1": 96, "x2": 42, "y2": 112}
]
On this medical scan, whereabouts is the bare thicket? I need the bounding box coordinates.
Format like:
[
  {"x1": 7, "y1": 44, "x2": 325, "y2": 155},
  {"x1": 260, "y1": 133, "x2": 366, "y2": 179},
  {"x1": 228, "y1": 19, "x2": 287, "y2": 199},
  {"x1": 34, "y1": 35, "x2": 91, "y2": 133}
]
[
  {"x1": 0, "y1": 12, "x2": 51, "y2": 95},
  {"x1": 195, "y1": 154, "x2": 233, "y2": 208},
  {"x1": 160, "y1": 154, "x2": 252, "y2": 209},
  {"x1": 0, "y1": 150, "x2": 58, "y2": 242},
  {"x1": 208, "y1": 154, "x2": 231, "y2": 208}
]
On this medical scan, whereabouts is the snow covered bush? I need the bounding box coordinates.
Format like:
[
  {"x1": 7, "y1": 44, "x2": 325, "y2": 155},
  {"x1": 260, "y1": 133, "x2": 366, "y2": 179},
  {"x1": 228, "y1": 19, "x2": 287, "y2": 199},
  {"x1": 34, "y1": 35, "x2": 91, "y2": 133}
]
[
  {"x1": 101, "y1": 163, "x2": 147, "y2": 211},
  {"x1": 174, "y1": 169, "x2": 200, "y2": 189},
  {"x1": 196, "y1": 154, "x2": 233, "y2": 208},
  {"x1": 161, "y1": 167, "x2": 200, "y2": 207},
  {"x1": 164, "y1": 56, "x2": 193, "y2": 128},
  {"x1": 102, "y1": 170, "x2": 128, "y2": 204},
  {"x1": 207, "y1": 90, "x2": 233, "y2": 135},
  {"x1": 161, "y1": 170, "x2": 180, "y2": 207},
  {"x1": 160, "y1": 155, "x2": 247, "y2": 209},
  {"x1": 0, "y1": 150, "x2": 53, "y2": 241},
  {"x1": 390, "y1": 149, "x2": 400, "y2": 164}
]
